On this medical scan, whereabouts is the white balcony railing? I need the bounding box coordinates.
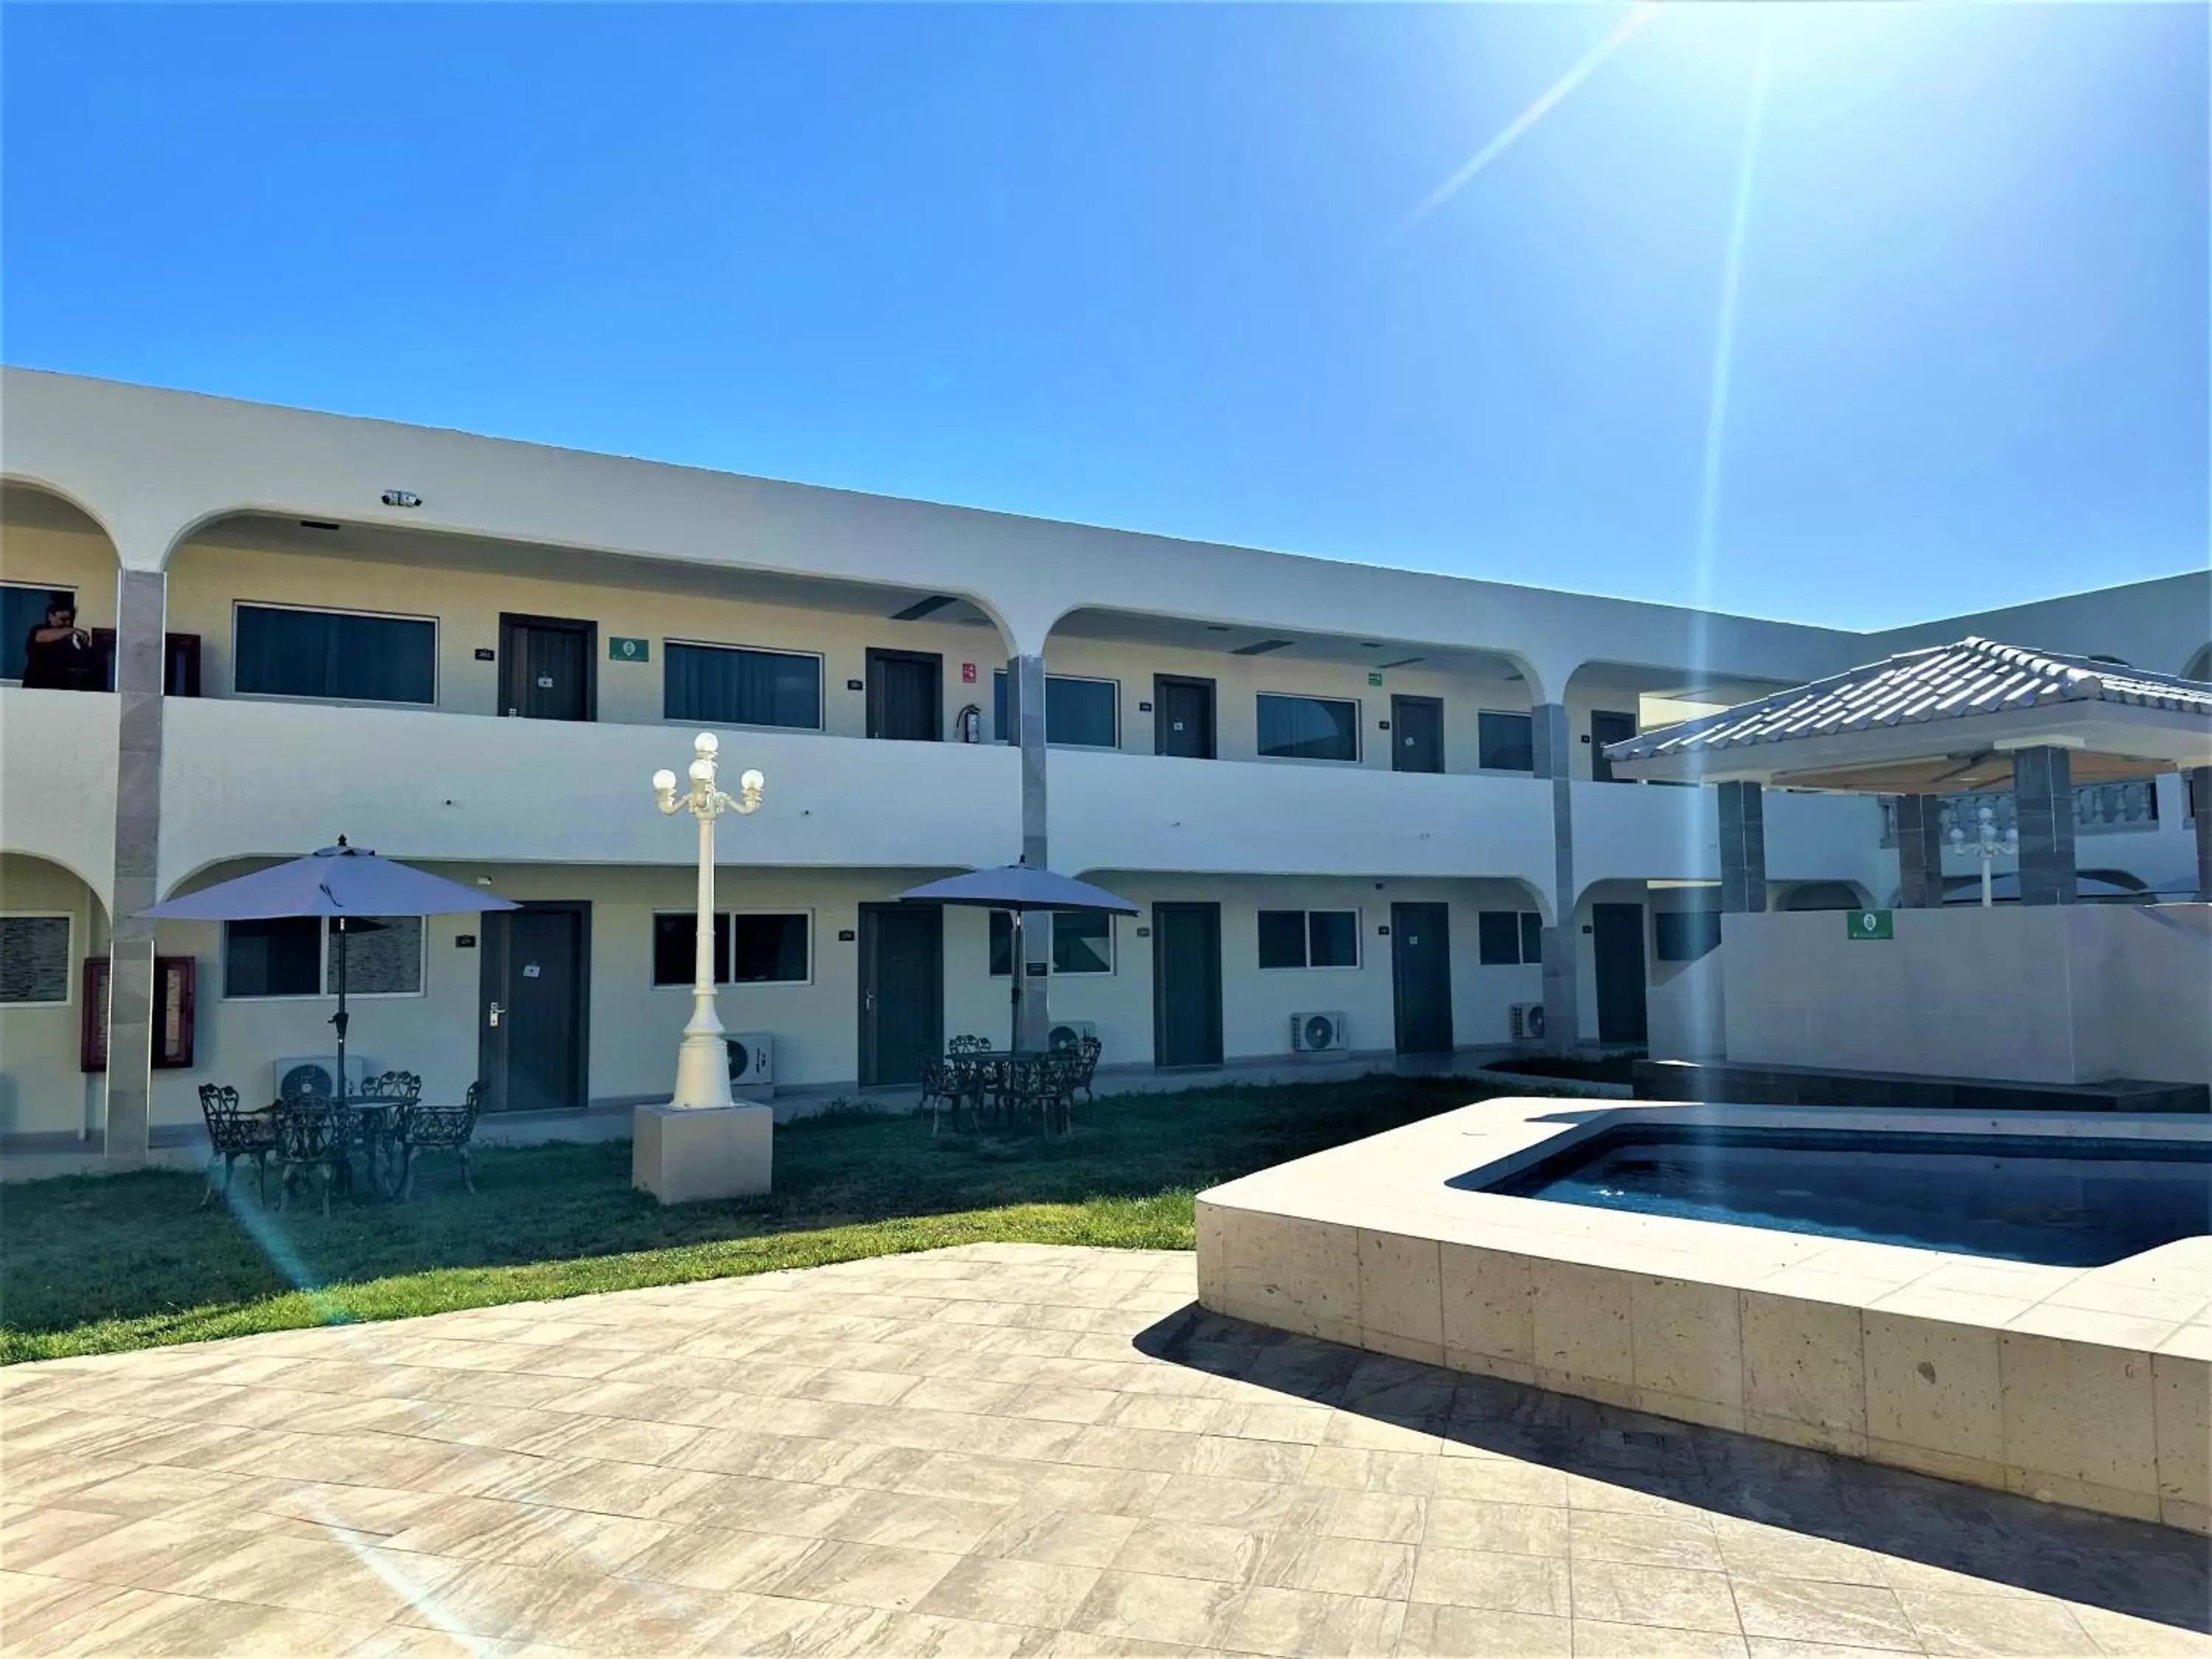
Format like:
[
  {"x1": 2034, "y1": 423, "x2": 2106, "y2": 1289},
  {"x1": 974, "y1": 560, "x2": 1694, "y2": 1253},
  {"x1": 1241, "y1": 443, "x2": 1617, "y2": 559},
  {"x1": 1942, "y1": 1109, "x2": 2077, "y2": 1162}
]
[
  {"x1": 1879, "y1": 780, "x2": 2166, "y2": 846},
  {"x1": 159, "y1": 697, "x2": 1021, "y2": 888}
]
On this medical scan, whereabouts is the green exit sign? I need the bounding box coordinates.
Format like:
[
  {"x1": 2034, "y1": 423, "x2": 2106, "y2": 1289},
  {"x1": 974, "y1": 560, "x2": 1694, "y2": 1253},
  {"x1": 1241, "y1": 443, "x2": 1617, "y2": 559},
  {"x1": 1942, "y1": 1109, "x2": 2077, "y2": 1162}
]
[
  {"x1": 609, "y1": 637, "x2": 650, "y2": 663},
  {"x1": 1368, "y1": 671, "x2": 1383, "y2": 686},
  {"x1": 1846, "y1": 910, "x2": 1894, "y2": 941}
]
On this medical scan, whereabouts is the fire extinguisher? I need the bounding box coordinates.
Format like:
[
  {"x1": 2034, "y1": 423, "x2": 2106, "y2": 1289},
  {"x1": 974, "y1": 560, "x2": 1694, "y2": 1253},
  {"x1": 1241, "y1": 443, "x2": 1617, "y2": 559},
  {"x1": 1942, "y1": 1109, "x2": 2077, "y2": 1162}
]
[{"x1": 956, "y1": 703, "x2": 981, "y2": 744}]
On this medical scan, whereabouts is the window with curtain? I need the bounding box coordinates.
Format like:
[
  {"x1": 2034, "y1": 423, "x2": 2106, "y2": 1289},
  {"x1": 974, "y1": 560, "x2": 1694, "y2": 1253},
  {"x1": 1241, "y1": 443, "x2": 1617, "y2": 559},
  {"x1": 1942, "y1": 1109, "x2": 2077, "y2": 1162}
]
[
  {"x1": 1257, "y1": 909, "x2": 1360, "y2": 969},
  {"x1": 223, "y1": 915, "x2": 422, "y2": 998},
  {"x1": 1256, "y1": 695, "x2": 1358, "y2": 762},
  {"x1": 1, "y1": 583, "x2": 72, "y2": 683},
  {"x1": 233, "y1": 604, "x2": 437, "y2": 704},
  {"x1": 991, "y1": 672, "x2": 1119, "y2": 747},
  {"x1": 0, "y1": 915, "x2": 71, "y2": 1004},
  {"x1": 988, "y1": 911, "x2": 1113, "y2": 975},
  {"x1": 664, "y1": 642, "x2": 821, "y2": 729},
  {"x1": 1477, "y1": 710, "x2": 1535, "y2": 772}
]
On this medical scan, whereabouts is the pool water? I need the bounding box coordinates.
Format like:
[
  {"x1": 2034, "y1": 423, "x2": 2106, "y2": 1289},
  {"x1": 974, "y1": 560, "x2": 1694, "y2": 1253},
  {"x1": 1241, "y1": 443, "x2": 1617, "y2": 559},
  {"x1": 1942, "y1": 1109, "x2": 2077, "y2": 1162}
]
[{"x1": 1469, "y1": 1126, "x2": 2212, "y2": 1267}]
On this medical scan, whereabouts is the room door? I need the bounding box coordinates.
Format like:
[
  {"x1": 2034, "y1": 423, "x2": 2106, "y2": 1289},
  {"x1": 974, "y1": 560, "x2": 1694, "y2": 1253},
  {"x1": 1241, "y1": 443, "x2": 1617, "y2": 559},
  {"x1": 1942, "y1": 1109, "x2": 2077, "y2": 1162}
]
[
  {"x1": 1391, "y1": 696, "x2": 1444, "y2": 774},
  {"x1": 858, "y1": 903, "x2": 942, "y2": 1087},
  {"x1": 1153, "y1": 675, "x2": 1217, "y2": 759},
  {"x1": 477, "y1": 902, "x2": 590, "y2": 1113},
  {"x1": 1592, "y1": 902, "x2": 1649, "y2": 1044},
  {"x1": 1589, "y1": 710, "x2": 1638, "y2": 783},
  {"x1": 1151, "y1": 902, "x2": 1222, "y2": 1068},
  {"x1": 500, "y1": 614, "x2": 596, "y2": 721},
  {"x1": 866, "y1": 649, "x2": 942, "y2": 742},
  {"x1": 1391, "y1": 901, "x2": 1454, "y2": 1054}
]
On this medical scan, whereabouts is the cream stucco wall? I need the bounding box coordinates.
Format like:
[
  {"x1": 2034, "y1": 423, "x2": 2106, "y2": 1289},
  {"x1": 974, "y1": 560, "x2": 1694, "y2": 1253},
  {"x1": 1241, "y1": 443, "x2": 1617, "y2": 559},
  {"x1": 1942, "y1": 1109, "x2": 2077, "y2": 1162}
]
[
  {"x1": 0, "y1": 854, "x2": 107, "y2": 1136},
  {"x1": 0, "y1": 523, "x2": 119, "y2": 649}
]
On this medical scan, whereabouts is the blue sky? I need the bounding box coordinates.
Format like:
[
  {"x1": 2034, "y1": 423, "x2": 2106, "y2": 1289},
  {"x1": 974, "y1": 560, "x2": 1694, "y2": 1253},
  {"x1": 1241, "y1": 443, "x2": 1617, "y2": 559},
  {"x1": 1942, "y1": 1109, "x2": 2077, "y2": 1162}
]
[{"x1": 4, "y1": 3, "x2": 2205, "y2": 628}]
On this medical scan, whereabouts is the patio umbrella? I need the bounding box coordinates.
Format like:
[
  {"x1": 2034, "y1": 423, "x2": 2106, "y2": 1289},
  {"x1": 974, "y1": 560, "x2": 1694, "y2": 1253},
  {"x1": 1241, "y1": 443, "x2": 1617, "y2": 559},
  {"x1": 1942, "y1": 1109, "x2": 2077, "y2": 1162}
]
[
  {"x1": 896, "y1": 863, "x2": 1137, "y2": 1051},
  {"x1": 140, "y1": 838, "x2": 518, "y2": 1088}
]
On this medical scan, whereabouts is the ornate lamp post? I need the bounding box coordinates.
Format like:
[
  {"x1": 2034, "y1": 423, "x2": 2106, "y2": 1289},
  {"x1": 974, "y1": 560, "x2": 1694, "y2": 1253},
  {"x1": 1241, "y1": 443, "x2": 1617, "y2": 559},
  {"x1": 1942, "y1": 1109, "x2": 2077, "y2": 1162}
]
[
  {"x1": 1949, "y1": 799, "x2": 2017, "y2": 908},
  {"x1": 653, "y1": 733, "x2": 764, "y2": 1108}
]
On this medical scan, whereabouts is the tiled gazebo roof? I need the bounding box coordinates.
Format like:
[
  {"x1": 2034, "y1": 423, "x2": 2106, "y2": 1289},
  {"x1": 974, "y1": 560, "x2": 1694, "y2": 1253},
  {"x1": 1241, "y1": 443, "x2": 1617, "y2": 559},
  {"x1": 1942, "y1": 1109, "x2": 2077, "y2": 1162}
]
[{"x1": 1603, "y1": 639, "x2": 2212, "y2": 792}]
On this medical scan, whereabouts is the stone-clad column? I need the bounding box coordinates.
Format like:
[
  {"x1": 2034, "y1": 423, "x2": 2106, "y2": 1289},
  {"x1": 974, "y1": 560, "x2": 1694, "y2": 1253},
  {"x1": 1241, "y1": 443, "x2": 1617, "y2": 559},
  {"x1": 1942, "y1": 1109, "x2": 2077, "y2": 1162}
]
[
  {"x1": 1893, "y1": 794, "x2": 1945, "y2": 908},
  {"x1": 1531, "y1": 703, "x2": 1579, "y2": 1054},
  {"x1": 2013, "y1": 746, "x2": 2077, "y2": 906},
  {"x1": 1009, "y1": 653, "x2": 1051, "y2": 1051},
  {"x1": 1717, "y1": 782, "x2": 1767, "y2": 914},
  {"x1": 105, "y1": 568, "x2": 168, "y2": 1167},
  {"x1": 2188, "y1": 768, "x2": 2211, "y2": 902}
]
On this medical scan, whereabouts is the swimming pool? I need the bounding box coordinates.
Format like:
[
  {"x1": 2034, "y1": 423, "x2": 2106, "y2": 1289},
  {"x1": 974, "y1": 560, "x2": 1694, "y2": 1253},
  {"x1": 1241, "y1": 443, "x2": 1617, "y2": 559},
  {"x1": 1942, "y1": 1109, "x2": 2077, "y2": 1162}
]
[{"x1": 1470, "y1": 1124, "x2": 2212, "y2": 1267}]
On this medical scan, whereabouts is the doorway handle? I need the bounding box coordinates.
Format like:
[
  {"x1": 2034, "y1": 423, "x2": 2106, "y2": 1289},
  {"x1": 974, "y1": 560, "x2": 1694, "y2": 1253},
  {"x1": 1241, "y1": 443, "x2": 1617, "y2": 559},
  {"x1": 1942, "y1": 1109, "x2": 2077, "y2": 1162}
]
[
  {"x1": 863, "y1": 990, "x2": 877, "y2": 1012},
  {"x1": 487, "y1": 1001, "x2": 504, "y2": 1028}
]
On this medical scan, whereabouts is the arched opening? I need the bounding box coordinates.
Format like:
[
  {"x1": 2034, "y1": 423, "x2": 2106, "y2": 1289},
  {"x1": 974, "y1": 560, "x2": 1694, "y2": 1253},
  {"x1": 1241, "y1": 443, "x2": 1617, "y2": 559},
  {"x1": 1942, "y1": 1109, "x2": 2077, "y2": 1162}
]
[
  {"x1": 1, "y1": 482, "x2": 122, "y2": 689},
  {"x1": 0, "y1": 852, "x2": 113, "y2": 1139}
]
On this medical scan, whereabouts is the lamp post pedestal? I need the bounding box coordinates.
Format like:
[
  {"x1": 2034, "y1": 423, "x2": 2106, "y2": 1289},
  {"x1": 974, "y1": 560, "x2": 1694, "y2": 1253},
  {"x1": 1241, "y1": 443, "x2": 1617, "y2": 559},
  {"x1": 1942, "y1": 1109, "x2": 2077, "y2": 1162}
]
[{"x1": 636, "y1": 734, "x2": 772, "y2": 1203}]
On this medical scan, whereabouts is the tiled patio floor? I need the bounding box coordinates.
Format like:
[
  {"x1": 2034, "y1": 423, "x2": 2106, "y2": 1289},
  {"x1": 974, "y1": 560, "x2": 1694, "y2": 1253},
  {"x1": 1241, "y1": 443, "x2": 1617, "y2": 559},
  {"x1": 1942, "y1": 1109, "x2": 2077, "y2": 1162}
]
[{"x1": 1, "y1": 1245, "x2": 2205, "y2": 1658}]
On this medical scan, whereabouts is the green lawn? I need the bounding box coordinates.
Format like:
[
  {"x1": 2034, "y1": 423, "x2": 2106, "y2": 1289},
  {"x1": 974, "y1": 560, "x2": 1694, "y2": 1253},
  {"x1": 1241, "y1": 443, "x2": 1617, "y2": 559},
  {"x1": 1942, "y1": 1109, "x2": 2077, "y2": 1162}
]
[{"x1": 1, "y1": 1074, "x2": 1538, "y2": 1365}]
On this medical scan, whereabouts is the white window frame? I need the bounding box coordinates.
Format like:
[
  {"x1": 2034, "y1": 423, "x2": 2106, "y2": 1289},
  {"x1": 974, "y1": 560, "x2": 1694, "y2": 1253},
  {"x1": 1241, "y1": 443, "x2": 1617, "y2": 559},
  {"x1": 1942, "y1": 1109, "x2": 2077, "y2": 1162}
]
[
  {"x1": 1, "y1": 582, "x2": 79, "y2": 688},
  {"x1": 1474, "y1": 708, "x2": 1538, "y2": 776},
  {"x1": 1255, "y1": 692, "x2": 1363, "y2": 766},
  {"x1": 993, "y1": 669, "x2": 1122, "y2": 750},
  {"x1": 651, "y1": 908, "x2": 815, "y2": 988},
  {"x1": 219, "y1": 915, "x2": 428, "y2": 1002},
  {"x1": 1256, "y1": 908, "x2": 1363, "y2": 972},
  {"x1": 229, "y1": 599, "x2": 441, "y2": 709},
  {"x1": 986, "y1": 910, "x2": 1117, "y2": 977},
  {"x1": 0, "y1": 911, "x2": 75, "y2": 1007},
  {"x1": 661, "y1": 639, "x2": 827, "y2": 734}
]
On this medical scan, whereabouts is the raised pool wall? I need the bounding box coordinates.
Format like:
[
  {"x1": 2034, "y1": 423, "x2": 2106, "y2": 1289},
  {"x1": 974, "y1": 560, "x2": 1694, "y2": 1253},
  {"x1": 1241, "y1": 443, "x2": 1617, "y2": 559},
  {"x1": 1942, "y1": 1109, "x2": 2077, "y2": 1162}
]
[{"x1": 1195, "y1": 1099, "x2": 2210, "y2": 1534}]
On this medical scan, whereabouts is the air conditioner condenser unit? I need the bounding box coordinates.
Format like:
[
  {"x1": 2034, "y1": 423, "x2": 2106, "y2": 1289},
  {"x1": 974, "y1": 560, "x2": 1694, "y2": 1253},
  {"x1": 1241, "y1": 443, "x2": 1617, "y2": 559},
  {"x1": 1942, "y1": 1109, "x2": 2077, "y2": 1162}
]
[
  {"x1": 1509, "y1": 1002, "x2": 1547, "y2": 1042},
  {"x1": 1047, "y1": 1020, "x2": 1098, "y2": 1051},
  {"x1": 724, "y1": 1033, "x2": 776, "y2": 1101},
  {"x1": 273, "y1": 1054, "x2": 375, "y2": 1100},
  {"x1": 1290, "y1": 1012, "x2": 1349, "y2": 1054}
]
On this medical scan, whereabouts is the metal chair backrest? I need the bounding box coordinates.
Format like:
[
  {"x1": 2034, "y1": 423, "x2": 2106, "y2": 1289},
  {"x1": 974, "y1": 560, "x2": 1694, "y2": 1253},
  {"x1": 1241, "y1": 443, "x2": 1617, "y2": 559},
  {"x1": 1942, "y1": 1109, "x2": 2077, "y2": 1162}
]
[
  {"x1": 275, "y1": 1097, "x2": 355, "y2": 1161},
  {"x1": 1071, "y1": 1034, "x2": 1102, "y2": 1087},
  {"x1": 948, "y1": 1034, "x2": 992, "y2": 1055},
  {"x1": 359, "y1": 1070, "x2": 422, "y2": 1102},
  {"x1": 198, "y1": 1084, "x2": 271, "y2": 1152}
]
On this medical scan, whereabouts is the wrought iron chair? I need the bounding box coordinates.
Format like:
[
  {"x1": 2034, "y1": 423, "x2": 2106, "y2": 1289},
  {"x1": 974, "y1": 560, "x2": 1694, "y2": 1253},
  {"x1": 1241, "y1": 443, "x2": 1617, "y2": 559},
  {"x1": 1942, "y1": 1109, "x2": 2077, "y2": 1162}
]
[
  {"x1": 352, "y1": 1072, "x2": 421, "y2": 1195},
  {"x1": 1066, "y1": 1034, "x2": 1103, "y2": 1105},
  {"x1": 197, "y1": 1084, "x2": 278, "y2": 1209},
  {"x1": 947, "y1": 1034, "x2": 992, "y2": 1055},
  {"x1": 919, "y1": 1057, "x2": 961, "y2": 1137},
  {"x1": 394, "y1": 1081, "x2": 483, "y2": 1199},
  {"x1": 274, "y1": 1097, "x2": 360, "y2": 1217}
]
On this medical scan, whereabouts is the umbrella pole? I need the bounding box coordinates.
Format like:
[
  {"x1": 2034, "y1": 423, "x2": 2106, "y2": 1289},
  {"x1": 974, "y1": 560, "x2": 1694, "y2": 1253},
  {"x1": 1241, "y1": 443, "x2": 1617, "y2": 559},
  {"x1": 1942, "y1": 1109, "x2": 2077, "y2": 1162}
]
[
  {"x1": 1009, "y1": 910, "x2": 1024, "y2": 1052},
  {"x1": 333, "y1": 915, "x2": 350, "y2": 1093}
]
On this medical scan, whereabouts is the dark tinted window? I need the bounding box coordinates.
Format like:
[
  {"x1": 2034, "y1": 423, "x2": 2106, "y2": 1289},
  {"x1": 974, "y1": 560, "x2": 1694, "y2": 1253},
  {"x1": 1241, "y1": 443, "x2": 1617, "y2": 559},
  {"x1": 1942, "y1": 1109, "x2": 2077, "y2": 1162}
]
[
  {"x1": 226, "y1": 916, "x2": 322, "y2": 997},
  {"x1": 989, "y1": 908, "x2": 1012, "y2": 976},
  {"x1": 1655, "y1": 911, "x2": 1723, "y2": 961},
  {"x1": 0, "y1": 915, "x2": 70, "y2": 1004},
  {"x1": 1257, "y1": 695, "x2": 1358, "y2": 761},
  {"x1": 1478, "y1": 711, "x2": 1534, "y2": 772},
  {"x1": 1256, "y1": 909, "x2": 1307, "y2": 969},
  {"x1": 1054, "y1": 913, "x2": 1112, "y2": 974},
  {"x1": 731, "y1": 914, "x2": 809, "y2": 982},
  {"x1": 664, "y1": 643, "x2": 820, "y2": 729},
  {"x1": 1478, "y1": 910, "x2": 1523, "y2": 965},
  {"x1": 653, "y1": 912, "x2": 731, "y2": 985},
  {"x1": 2, "y1": 584, "x2": 69, "y2": 683},
  {"x1": 234, "y1": 605, "x2": 436, "y2": 703},
  {"x1": 1520, "y1": 912, "x2": 1544, "y2": 966},
  {"x1": 338, "y1": 917, "x2": 422, "y2": 995},
  {"x1": 1307, "y1": 911, "x2": 1358, "y2": 968},
  {"x1": 992, "y1": 672, "x2": 1119, "y2": 747}
]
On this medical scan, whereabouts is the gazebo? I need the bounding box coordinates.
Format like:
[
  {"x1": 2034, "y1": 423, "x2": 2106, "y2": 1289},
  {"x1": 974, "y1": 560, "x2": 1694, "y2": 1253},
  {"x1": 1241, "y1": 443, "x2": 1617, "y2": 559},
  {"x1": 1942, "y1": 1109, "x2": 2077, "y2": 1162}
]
[{"x1": 1603, "y1": 639, "x2": 2212, "y2": 1105}]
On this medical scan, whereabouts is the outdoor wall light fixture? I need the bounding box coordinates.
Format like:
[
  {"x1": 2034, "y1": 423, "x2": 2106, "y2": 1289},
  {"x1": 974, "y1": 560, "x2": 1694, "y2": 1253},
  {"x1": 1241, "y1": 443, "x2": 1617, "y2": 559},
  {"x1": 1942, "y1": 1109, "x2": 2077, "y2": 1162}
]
[{"x1": 653, "y1": 732, "x2": 765, "y2": 1110}]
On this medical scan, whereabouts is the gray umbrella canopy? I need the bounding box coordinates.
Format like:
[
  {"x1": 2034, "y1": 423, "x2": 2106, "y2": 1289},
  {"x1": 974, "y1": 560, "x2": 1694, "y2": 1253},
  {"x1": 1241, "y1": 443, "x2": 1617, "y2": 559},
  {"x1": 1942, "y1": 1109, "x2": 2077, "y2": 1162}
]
[
  {"x1": 142, "y1": 841, "x2": 518, "y2": 1086},
  {"x1": 894, "y1": 866, "x2": 1137, "y2": 914},
  {"x1": 895, "y1": 865, "x2": 1136, "y2": 1051}
]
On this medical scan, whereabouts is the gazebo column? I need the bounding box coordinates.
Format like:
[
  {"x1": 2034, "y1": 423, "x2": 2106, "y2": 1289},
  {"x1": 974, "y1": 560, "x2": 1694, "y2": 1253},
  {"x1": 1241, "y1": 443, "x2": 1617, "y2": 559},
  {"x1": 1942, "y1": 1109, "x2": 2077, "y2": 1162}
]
[
  {"x1": 1894, "y1": 795, "x2": 1946, "y2": 908},
  {"x1": 1009, "y1": 652, "x2": 1052, "y2": 1051},
  {"x1": 1531, "y1": 703, "x2": 1579, "y2": 1054},
  {"x1": 2190, "y1": 768, "x2": 2211, "y2": 902},
  {"x1": 1717, "y1": 782, "x2": 1767, "y2": 913},
  {"x1": 2012, "y1": 746, "x2": 2077, "y2": 906}
]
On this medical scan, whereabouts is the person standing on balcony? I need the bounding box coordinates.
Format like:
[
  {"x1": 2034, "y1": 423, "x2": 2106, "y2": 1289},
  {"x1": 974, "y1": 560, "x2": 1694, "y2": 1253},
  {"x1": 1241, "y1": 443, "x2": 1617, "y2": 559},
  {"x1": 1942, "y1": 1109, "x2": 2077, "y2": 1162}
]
[{"x1": 18, "y1": 594, "x2": 101, "y2": 691}]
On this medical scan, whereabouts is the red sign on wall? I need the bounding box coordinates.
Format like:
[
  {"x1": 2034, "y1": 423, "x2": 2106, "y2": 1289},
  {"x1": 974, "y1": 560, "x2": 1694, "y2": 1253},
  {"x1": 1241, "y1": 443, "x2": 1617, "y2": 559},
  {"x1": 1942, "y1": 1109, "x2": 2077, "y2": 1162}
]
[{"x1": 961, "y1": 662, "x2": 977, "y2": 684}]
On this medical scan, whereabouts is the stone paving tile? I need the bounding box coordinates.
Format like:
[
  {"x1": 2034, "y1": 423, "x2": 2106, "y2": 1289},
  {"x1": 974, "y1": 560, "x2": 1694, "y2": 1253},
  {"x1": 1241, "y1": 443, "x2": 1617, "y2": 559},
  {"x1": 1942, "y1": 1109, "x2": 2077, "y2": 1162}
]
[{"x1": 1, "y1": 1243, "x2": 2205, "y2": 1659}]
